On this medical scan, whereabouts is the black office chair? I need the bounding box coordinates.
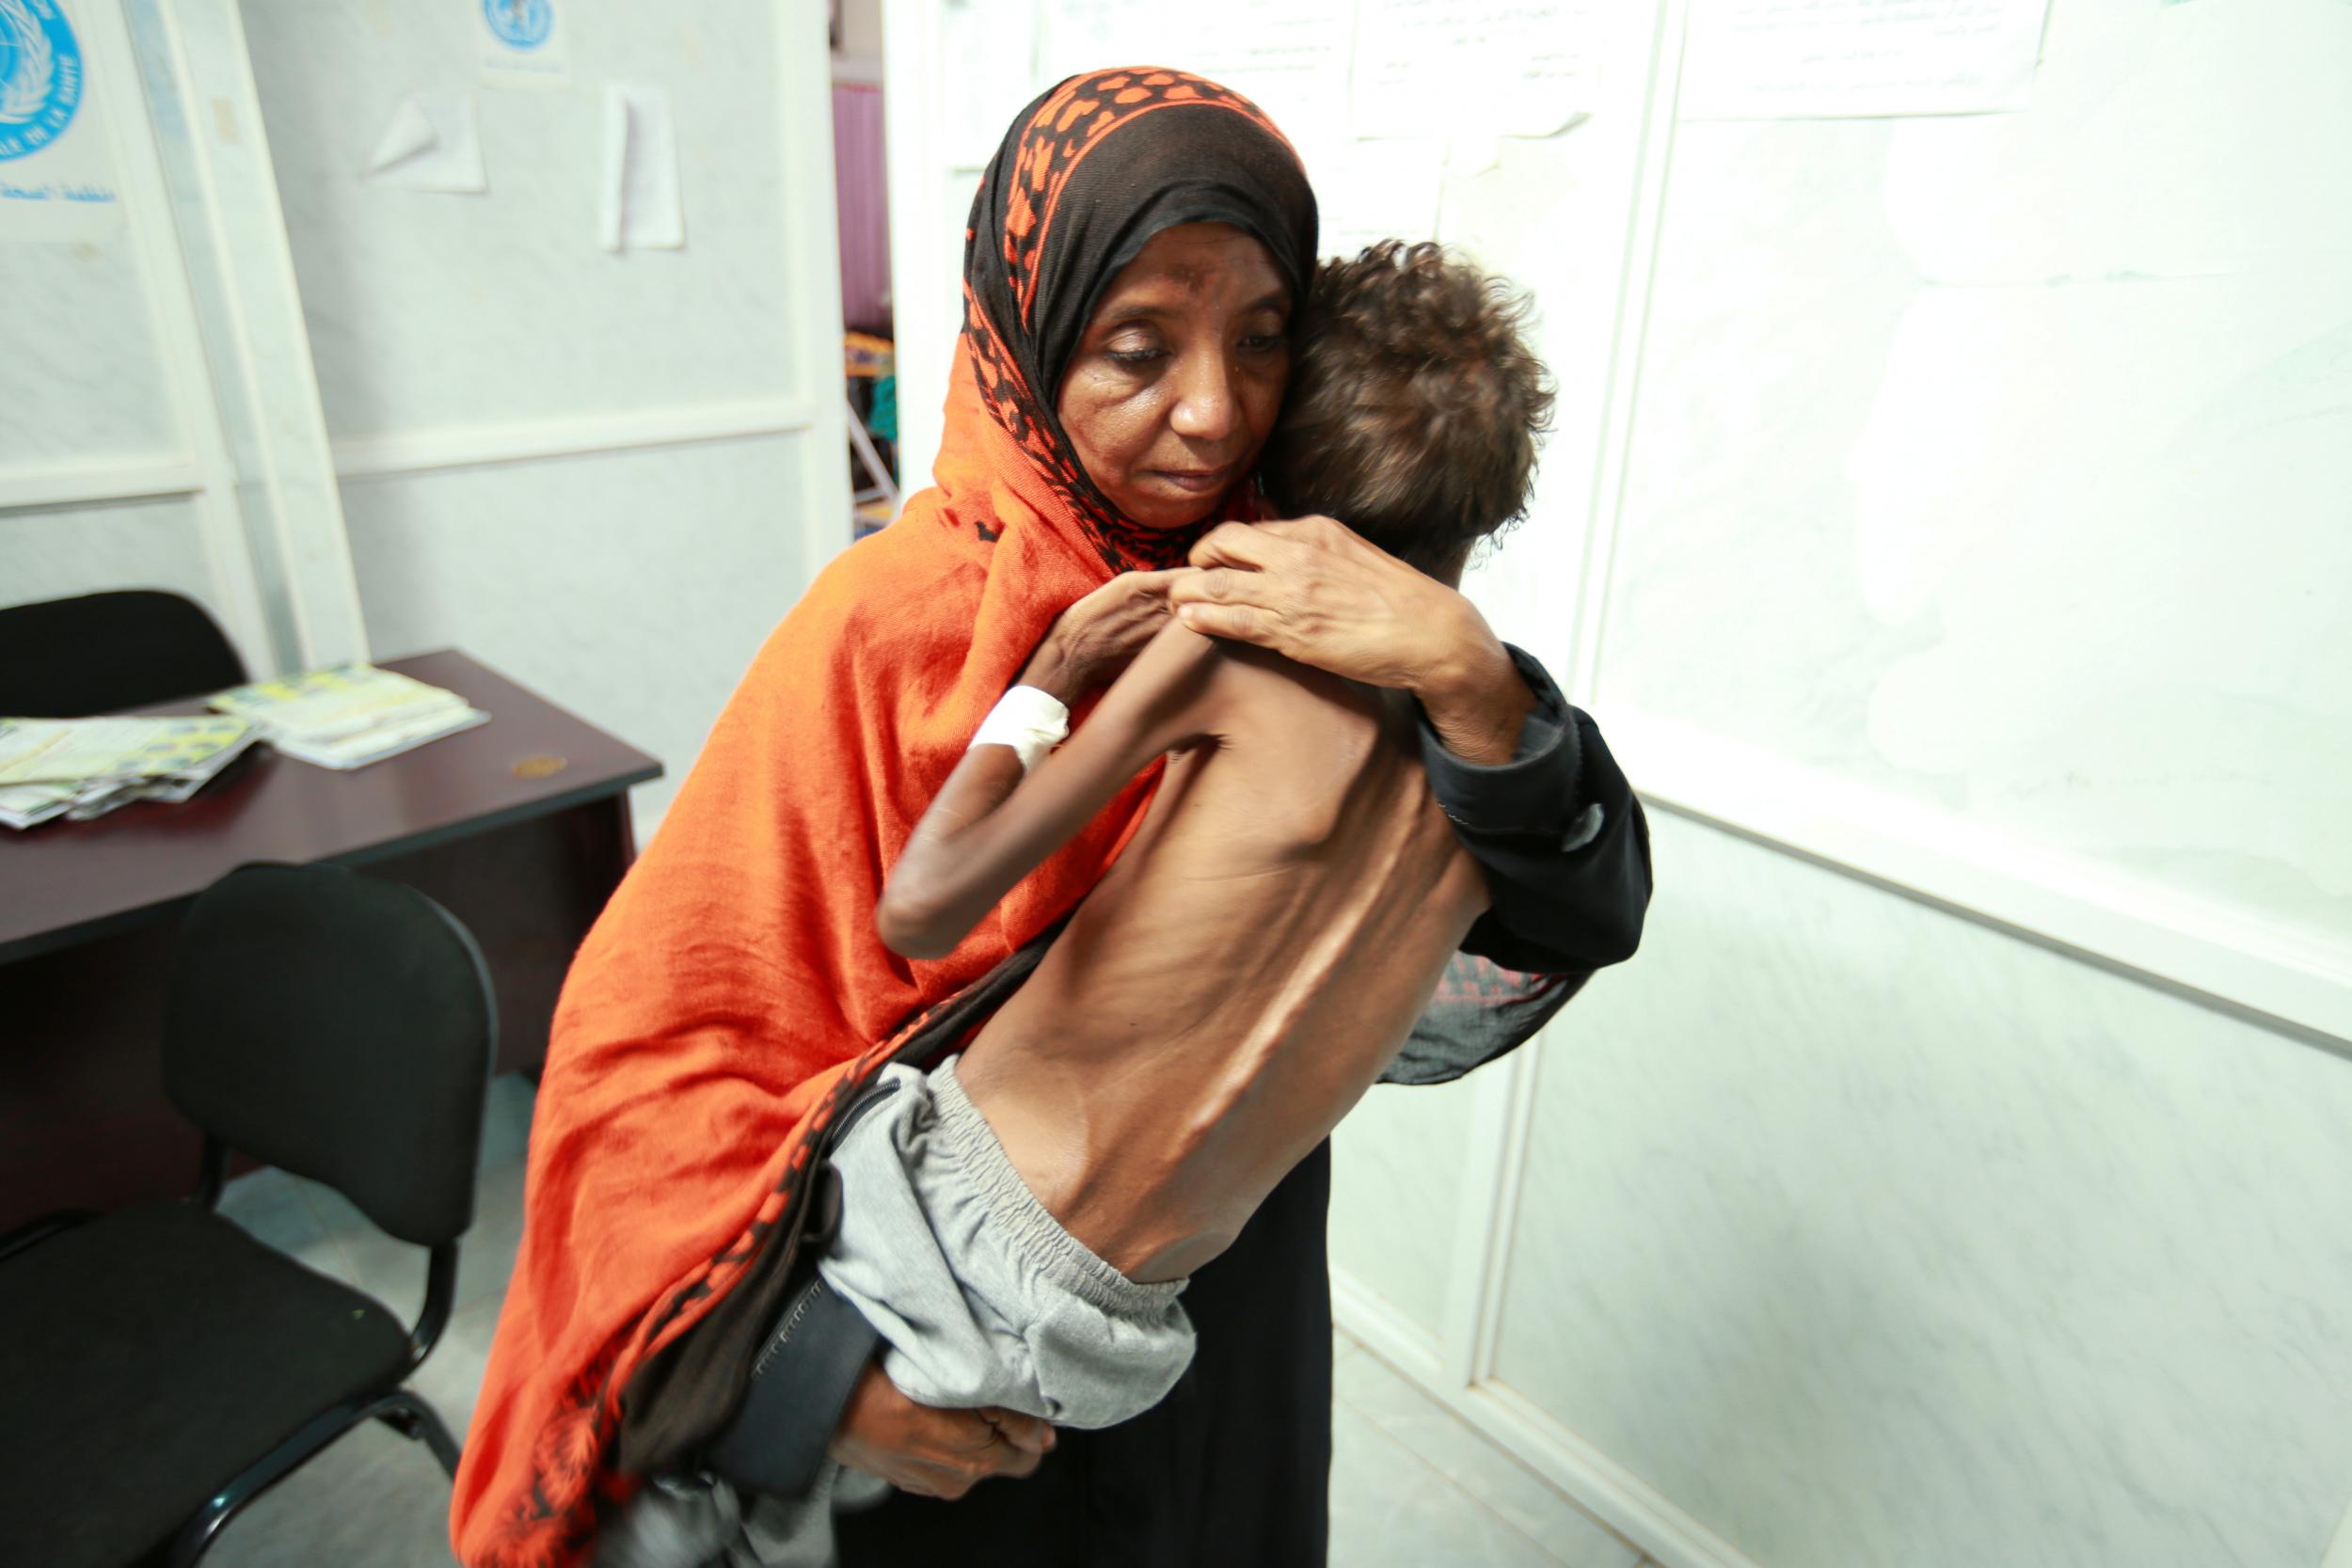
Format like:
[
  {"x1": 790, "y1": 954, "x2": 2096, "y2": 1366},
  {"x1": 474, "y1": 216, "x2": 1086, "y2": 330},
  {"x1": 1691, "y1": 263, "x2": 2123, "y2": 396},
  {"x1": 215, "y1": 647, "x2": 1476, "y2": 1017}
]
[
  {"x1": 0, "y1": 863, "x2": 496, "y2": 1568},
  {"x1": 0, "y1": 589, "x2": 248, "y2": 715}
]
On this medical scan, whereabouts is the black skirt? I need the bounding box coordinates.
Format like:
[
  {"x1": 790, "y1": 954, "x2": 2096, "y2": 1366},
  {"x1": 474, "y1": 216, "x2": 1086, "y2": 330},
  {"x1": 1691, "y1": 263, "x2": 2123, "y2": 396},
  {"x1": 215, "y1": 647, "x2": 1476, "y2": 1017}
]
[{"x1": 834, "y1": 1142, "x2": 1335, "y2": 1568}]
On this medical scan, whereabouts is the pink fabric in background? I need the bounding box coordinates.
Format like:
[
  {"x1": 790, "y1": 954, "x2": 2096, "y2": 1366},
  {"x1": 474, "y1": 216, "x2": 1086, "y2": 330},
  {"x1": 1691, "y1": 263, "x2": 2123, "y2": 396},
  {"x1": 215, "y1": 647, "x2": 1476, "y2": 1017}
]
[{"x1": 834, "y1": 82, "x2": 891, "y2": 334}]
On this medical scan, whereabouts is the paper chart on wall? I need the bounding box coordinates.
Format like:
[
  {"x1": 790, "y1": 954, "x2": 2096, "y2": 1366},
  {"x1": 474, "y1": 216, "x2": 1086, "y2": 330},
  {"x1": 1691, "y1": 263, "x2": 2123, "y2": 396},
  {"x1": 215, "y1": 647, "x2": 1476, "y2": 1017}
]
[
  {"x1": 474, "y1": 0, "x2": 570, "y2": 90},
  {"x1": 0, "y1": 0, "x2": 124, "y2": 242},
  {"x1": 1351, "y1": 0, "x2": 1597, "y2": 142},
  {"x1": 1680, "y1": 0, "x2": 2054, "y2": 120}
]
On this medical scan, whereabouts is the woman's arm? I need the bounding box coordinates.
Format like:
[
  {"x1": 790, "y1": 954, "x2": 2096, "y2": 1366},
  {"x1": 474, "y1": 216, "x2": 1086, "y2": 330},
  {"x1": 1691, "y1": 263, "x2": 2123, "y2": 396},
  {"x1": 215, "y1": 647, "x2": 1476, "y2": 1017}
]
[
  {"x1": 1168, "y1": 516, "x2": 1651, "y2": 974},
  {"x1": 1421, "y1": 645, "x2": 1650, "y2": 973},
  {"x1": 877, "y1": 620, "x2": 1230, "y2": 959}
]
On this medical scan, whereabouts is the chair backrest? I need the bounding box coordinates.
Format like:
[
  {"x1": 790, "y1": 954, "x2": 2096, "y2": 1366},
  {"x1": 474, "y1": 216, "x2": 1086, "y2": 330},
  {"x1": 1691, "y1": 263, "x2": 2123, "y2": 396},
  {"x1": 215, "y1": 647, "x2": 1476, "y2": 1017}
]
[
  {"x1": 164, "y1": 863, "x2": 498, "y2": 1247},
  {"x1": 0, "y1": 590, "x2": 248, "y2": 716}
]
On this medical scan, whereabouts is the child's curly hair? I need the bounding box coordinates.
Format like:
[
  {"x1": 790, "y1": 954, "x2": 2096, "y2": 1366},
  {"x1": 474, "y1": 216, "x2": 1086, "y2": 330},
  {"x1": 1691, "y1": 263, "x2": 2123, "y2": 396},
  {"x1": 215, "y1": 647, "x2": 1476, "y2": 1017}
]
[{"x1": 1261, "y1": 242, "x2": 1555, "y2": 573}]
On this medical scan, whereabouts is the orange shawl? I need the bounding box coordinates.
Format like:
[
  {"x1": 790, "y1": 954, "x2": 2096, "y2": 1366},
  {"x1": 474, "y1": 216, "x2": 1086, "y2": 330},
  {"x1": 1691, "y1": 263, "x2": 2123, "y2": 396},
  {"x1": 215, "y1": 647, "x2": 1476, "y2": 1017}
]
[{"x1": 452, "y1": 69, "x2": 1312, "y2": 1568}]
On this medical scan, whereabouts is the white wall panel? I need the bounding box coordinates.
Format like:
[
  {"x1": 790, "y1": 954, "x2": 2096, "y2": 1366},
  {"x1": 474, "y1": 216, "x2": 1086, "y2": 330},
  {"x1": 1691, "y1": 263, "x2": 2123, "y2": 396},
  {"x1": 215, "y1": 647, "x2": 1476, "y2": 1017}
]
[
  {"x1": 1493, "y1": 811, "x2": 2352, "y2": 1568},
  {"x1": 1330, "y1": 1079, "x2": 1482, "y2": 1344},
  {"x1": 241, "y1": 0, "x2": 850, "y2": 829},
  {"x1": 340, "y1": 436, "x2": 813, "y2": 826},
  {"x1": 0, "y1": 496, "x2": 221, "y2": 620},
  {"x1": 0, "y1": 242, "x2": 179, "y2": 464},
  {"x1": 239, "y1": 1, "x2": 800, "y2": 437}
]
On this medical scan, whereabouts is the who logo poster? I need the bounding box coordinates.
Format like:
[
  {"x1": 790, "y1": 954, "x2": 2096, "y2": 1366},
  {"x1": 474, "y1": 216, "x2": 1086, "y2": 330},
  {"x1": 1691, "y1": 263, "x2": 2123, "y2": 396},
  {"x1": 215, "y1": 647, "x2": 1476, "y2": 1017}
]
[
  {"x1": 0, "y1": 0, "x2": 122, "y2": 241},
  {"x1": 0, "y1": 0, "x2": 120, "y2": 239},
  {"x1": 476, "y1": 0, "x2": 570, "y2": 89}
]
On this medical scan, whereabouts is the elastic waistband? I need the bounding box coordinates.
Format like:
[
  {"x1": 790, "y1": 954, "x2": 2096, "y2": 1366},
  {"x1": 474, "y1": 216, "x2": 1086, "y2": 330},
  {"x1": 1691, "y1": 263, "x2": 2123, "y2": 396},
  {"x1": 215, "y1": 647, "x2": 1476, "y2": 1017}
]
[{"x1": 929, "y1": 1055, "x2": 1187, "y2": 1321}]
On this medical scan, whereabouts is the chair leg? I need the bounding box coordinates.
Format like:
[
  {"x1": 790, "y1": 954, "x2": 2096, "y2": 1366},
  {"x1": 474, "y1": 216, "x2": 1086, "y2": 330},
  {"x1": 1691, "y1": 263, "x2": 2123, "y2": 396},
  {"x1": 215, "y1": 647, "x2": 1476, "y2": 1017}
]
[
  {"x1": 374, "y1": 1386, "x2": 465, "y2": 1477},
  {"x1": 165, "y1": 1389, "x2": 460, "y2": 1566}
]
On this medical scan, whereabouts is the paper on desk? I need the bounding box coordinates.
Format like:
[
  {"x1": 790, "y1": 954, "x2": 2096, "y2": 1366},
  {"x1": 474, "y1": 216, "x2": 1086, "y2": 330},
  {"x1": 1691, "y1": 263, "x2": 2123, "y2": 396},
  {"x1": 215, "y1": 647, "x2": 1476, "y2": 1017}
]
[
  {"x1": 0, "y1": 716, "x2": 257, "y2": 829},
  {"x1": 0, "y1": 783, "x2": 76, "y2": 830},
  {"x1": 210, "y1": 664, "x2": 467, "y2": 739},
  {"x1": 1679, "y1": 0, "x2": 2054, "y2": 120},
  {"x1": 363, "y1": 91, "x2": 486, "y2": 193},
  {"x1": 209, "y1": 663, "x2": 486, "y2": 771},
  {"x1": 274, "y1": 705, "x2": 489, "y2": 770},
  {"x1": 600, "y1": 85, "x2": 684, "y2": 251},
  {"x1": 0, "y1": 716, "x2": 251, "y2": 787},
  {"x1": 1352, "y1": 0, "x2": 1597, "y2": 142}
]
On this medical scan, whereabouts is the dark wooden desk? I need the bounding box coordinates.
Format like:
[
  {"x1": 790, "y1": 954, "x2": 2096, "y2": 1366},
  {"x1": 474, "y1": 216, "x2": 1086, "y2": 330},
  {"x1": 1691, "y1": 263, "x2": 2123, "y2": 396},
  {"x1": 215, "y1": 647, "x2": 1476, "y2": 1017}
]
[{"x1": 0, "y1": 649, "x2": 661, "y2": 1228}]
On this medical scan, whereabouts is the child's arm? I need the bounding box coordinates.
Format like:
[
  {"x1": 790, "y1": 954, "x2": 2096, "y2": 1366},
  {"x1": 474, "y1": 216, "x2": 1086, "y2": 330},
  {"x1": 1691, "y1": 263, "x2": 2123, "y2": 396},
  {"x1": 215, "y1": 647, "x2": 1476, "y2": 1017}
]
[{"x1": 878, "y1": 619, "x2": 1230, "y2": 959}]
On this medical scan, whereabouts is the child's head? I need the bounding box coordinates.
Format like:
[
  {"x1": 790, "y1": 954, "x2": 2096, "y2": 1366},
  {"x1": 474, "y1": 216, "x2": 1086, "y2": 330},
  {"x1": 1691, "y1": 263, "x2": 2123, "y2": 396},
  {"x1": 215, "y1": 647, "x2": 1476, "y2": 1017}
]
[{"x1": 1260, "y1": 242, "x2": 1554, "y2": 577}]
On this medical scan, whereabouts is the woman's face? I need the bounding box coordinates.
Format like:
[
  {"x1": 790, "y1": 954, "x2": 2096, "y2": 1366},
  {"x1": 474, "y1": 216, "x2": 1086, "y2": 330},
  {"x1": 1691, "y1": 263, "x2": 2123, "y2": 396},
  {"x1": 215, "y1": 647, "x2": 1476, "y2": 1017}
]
[{"x1": 1056, "y1": 222, "x2": 1292, "y2": 531}]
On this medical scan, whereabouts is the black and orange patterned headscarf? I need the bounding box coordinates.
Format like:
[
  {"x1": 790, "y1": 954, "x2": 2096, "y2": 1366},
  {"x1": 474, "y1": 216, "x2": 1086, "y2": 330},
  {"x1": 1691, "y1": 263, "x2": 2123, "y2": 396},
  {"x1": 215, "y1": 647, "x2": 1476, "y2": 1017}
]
[{"x1": 961, "y1": 67, "x2": 1319, "y2": 571}]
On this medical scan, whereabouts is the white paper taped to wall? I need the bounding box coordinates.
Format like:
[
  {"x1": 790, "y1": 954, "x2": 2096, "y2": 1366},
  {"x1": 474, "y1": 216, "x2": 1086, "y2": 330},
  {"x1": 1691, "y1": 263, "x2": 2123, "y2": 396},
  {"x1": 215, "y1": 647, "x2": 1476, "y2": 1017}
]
[
  {"x1": 600, "y1": 84, "x2": 683, "y2": 251},
  {"x1": 1351, "y1": 0, "x2": 1597, "y2": 142},
  {"x1": 363, "y1": 92, "x2": 485, "y2": 194},
  {"x1": 1680, "y1": 0, "x2": 2054, "y2": 120}
]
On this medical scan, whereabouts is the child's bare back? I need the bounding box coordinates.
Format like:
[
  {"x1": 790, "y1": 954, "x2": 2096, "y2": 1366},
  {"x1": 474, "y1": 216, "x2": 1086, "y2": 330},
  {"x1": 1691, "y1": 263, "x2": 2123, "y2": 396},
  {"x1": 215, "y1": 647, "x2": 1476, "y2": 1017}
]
[{"x1": 947, "y1": 626, "x2": 1489, "y2": 1283}]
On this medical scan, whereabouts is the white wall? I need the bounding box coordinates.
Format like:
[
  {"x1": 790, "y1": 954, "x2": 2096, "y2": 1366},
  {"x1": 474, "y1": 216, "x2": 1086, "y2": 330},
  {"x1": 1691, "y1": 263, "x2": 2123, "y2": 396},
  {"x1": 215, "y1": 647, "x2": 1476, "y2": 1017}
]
[
  {"x1": 2, "y1": 0, "x2": 363, "y2": 679},
  {"x1": 883, "y1": 4, "x2": 2352, "y2": 1565},
  {"x1": 238, "y1": 0, "x2": 850, "y2": 828}
]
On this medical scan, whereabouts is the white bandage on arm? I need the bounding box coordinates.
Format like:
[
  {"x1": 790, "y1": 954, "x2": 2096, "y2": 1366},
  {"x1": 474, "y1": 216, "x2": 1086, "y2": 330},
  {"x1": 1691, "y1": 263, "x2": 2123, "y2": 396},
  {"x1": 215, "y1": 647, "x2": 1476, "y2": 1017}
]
[{"x1": 967, "y1": 685, "x2": 1071, "y2": 774}]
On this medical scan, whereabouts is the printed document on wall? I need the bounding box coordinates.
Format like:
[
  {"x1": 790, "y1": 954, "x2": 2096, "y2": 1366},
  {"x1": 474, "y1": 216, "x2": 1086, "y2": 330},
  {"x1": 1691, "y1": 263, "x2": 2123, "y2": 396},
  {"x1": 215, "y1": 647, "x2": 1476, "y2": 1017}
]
[
  {"x1": 1681, "y1": 0, "x2": 2054, "y2": 119},
  {"x1": 1352, "y1": 0, "x2": 1597, "y2": 142}
]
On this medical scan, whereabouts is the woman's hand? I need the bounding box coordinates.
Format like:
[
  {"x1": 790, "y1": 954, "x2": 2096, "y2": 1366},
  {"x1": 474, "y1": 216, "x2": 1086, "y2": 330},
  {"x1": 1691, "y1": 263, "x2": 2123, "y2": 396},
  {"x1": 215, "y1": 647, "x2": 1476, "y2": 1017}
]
[
  {"x1": 828, "y1": 1359, "x2": 1055, "y2": 1499},
  {"x1": 1016, "y1": 569, "x2": 1190, "y2": 703},
  {"x1": 1168, "y1": 517, "x2": 1536, "y2": 764}
]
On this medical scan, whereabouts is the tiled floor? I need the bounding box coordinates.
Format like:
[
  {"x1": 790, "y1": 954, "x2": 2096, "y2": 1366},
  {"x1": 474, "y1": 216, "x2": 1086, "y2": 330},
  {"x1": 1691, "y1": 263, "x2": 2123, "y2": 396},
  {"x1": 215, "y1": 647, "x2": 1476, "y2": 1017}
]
[{"x1": 205, "y1": 1074, "x2": 1654, "y2": 1568}]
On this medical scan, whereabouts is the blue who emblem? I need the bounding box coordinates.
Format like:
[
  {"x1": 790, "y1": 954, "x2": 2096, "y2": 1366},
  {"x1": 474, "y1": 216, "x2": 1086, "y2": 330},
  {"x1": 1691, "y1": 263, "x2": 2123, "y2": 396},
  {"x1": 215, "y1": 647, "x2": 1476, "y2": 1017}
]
[
  {"x1": 482, "y1": 0, "x2": 554, "y2": 50},
  {"x1": 0, "y1": 0, "x2": 82, "y2": 164}
]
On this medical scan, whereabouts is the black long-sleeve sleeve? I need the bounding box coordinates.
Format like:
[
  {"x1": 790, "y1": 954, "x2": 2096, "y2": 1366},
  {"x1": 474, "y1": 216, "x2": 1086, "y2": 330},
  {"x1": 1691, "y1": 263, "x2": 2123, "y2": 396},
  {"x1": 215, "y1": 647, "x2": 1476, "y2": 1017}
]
[{"x1": 1418, "y1": 642, "x2": 1652, "y2": 974}]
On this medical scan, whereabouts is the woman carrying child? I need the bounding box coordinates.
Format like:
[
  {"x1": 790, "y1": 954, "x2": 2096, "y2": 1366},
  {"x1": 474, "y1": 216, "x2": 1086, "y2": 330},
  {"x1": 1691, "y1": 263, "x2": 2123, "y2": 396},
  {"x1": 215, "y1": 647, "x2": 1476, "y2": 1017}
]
[{"x1": 453, "y1": 66, "x2": 1647, "y2": 1568}]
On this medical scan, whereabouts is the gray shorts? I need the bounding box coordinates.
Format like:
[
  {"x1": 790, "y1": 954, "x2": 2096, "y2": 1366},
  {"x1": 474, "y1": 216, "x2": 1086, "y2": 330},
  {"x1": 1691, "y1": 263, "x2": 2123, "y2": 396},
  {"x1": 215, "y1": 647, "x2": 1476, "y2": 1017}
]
[
  {"x1": 596, "y1": 1057, "x2": 1194, "y2": 1568},
  {"x1": 817, "y1": 1053, "x2": 1195, "y2": 1430}
]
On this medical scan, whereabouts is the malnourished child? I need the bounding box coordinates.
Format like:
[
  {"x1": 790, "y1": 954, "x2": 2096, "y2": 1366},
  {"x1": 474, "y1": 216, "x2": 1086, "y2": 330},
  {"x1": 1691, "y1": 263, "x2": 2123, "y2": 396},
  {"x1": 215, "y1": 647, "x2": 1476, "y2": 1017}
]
[{"x1": 825, "y1": 240, "x2": 1558, "y2": 1430}]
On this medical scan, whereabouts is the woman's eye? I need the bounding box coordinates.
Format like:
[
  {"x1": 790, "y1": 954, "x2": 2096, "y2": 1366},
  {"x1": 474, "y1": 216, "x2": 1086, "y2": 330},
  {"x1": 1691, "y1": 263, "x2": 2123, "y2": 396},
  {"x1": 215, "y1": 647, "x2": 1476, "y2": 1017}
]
[
  {"x1": 1241, "y1": 333, "x2": 1285, "y2": 354},
  {"x1": 1105, "y1": 344, "x2": 1166, "y2": 367}
]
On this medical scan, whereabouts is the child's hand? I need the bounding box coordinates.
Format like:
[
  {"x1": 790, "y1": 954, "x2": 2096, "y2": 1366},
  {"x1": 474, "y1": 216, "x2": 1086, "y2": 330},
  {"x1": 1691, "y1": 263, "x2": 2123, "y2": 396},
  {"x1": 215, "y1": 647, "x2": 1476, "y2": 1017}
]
[{"x1": 1017, "y1": 568, "x2": 1196, "y2": 702}]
